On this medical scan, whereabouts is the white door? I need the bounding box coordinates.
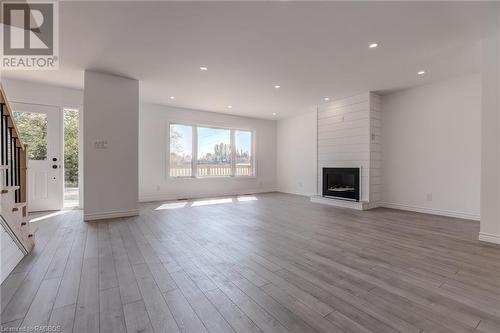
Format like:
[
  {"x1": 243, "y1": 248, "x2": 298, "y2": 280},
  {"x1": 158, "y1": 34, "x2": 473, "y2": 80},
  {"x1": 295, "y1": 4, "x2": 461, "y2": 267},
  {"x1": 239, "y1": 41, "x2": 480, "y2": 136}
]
[{"x1": 11, "y1": 103, "x2": 63, "y2": 212}]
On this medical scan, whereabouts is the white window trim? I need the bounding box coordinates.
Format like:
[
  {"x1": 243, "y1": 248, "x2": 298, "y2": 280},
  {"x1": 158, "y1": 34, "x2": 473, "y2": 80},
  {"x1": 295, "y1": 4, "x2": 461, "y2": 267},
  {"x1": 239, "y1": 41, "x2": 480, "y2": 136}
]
[{"x1": 168, "y1": 122, "x2": 255, "y2": 179}]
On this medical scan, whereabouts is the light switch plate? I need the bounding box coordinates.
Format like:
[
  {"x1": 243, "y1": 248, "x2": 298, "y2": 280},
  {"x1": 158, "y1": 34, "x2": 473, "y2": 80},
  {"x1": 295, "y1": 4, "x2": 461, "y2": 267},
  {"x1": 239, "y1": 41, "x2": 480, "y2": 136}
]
[{"x1": 94, "y1": 140, "x2": 108, "y2": 149}]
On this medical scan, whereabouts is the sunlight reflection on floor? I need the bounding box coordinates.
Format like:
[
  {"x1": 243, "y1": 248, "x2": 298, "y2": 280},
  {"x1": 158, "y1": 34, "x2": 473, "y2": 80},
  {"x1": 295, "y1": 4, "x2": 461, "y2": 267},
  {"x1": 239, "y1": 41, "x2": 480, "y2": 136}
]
[
  {"x1": 29, "y1": 210, "x2": 70, "y2": 223},
  {"x1": 155, "y1": 195, "x2": 258, "y2": 210},
  {"x1": 237, "y1": 196, "x2": 258, "y2": 202},
  {"x1": 155, "y1": 202, "x2": 189, "y2": 210},
  {"x1": 191, "y1": 198, "x2": 233, "y2": 207}
]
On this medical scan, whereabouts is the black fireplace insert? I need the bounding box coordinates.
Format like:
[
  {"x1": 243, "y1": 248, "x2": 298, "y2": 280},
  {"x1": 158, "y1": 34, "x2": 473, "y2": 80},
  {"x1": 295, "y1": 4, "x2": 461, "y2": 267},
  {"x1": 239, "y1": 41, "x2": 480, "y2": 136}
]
[{"x1": 322, "y1": 168, "x2": 360, "y2": 201}]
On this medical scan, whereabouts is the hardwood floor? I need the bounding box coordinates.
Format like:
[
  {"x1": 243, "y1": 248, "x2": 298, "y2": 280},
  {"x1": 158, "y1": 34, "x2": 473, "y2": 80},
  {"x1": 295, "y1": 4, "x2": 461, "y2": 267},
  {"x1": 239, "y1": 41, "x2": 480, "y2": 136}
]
[{"x1": 2, "y1": 192, "x2": 500, "y2": 333}]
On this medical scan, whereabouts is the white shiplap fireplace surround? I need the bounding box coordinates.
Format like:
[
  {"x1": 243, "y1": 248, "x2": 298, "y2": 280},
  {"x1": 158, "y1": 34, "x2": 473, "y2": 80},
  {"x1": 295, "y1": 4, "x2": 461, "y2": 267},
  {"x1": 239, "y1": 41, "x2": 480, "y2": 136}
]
[{"x1": 311, "y1": 92, "x2": 382, "y2": 210}]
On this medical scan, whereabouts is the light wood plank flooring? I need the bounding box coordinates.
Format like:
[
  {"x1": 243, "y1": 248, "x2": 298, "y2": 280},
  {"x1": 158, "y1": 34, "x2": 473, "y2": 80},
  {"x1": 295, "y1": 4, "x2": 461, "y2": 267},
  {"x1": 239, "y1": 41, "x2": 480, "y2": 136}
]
[{"x1": 2, "y1": 192, "x2": 500, "y2": 333}]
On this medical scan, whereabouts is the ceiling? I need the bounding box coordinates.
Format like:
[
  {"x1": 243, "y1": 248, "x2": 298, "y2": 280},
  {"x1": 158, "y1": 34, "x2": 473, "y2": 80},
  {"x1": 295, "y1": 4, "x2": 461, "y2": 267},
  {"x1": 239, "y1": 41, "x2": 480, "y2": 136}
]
[{"x1": 2, "y1": 1, "x2": 499, "y2": 119}]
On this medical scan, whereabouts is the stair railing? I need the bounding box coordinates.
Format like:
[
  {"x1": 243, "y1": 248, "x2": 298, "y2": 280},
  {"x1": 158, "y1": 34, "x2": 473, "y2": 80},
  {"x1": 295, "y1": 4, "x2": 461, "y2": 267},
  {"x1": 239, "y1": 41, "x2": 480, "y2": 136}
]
[
  {"x1": 0, "y1": 83, "x2": 32, "y2": 253},
  {"x1": 0, "y1": 86, "x2": 26, "y2": 204}
]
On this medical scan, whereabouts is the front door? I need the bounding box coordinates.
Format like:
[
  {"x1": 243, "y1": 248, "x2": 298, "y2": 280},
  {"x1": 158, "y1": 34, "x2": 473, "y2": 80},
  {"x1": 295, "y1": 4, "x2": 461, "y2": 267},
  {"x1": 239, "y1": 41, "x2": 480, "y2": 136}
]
[{"x1": 12, "y1": 103, "x2": 63, "y2": 212}]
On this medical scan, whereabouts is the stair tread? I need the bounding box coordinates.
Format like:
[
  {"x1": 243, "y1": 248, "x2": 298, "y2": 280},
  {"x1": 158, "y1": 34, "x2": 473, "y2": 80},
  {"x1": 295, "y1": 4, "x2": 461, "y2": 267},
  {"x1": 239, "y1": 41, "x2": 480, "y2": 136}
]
[
  {"x1": 1, "y1": 186, "x2": 20, "y2": 191},
  {"x1": 14, "y1": 202, "x2": 26, "y2": 208}
]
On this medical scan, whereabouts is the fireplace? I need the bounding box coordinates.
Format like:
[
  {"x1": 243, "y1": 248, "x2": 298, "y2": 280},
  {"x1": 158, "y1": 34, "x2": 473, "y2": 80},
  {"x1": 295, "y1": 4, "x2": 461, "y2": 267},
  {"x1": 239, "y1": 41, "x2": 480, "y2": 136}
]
[{"x1": 322, "y1": 168, "x2": 360, "y2": 201}]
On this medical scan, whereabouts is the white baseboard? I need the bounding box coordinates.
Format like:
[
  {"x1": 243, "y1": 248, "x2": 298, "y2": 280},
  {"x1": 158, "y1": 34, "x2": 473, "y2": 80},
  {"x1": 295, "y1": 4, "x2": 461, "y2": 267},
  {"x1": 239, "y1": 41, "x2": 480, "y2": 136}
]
[
  {"x1": 380, "y1": 202, "x2": 480, "y2": 221},
  {"x1": 479, "y1": 232, "x2": 500, "y2": 245},
  {"x1": 84, "y1": 209, "x2": 139, "y2": 221},
  {"x1": 139, "y1": 188, "x2": 277, "y2": 203}
]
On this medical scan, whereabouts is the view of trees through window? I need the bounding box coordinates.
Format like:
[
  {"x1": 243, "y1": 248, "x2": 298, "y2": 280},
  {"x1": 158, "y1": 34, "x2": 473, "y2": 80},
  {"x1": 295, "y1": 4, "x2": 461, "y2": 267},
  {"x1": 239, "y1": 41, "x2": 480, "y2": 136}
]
[
  {"x1": 197, "y1": 127, "x2": 231, "y2": 176},
  {"x1": 13, "y1": 112, "x2": 48, "y2": 161},
  {"x1": 64, "y1": 109, "x2": 79, "y2": 207},
  {"x1": 14, "y1": 109, "x2": 79, "y2": 206},
  {"x1": 235, "y1": 130, "x2": 252, "y2": 176},
  {"x1": 169, "y1": 124, "x2": 193, "y2": 177},
  {"x1": 64, "y1": 109, "x2": 79, "y2": 187},
  {"x1": 169, "y1": 124, "x2": 253, "y2": 177}
]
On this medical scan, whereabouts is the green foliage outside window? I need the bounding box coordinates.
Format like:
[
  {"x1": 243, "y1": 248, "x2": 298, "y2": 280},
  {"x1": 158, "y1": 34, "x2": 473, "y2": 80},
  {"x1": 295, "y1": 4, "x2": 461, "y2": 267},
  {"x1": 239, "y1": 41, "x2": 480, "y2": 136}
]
[
  {"x1": 64, "y1": 110, "x2": 79, "y2": 188},
  {"x1": 13, "y1": 112, "x2": 48, "y2": 161},
  {"x1": 13, "y1": 110, "x2": 79, "y2": 188}
]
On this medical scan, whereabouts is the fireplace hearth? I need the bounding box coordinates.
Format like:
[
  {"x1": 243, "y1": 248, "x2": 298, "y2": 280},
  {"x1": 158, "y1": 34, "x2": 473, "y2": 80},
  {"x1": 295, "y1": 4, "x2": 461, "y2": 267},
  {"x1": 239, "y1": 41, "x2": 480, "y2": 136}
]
[{"x1": 322, "y1": 168, "x2": 360, "y2": 201}]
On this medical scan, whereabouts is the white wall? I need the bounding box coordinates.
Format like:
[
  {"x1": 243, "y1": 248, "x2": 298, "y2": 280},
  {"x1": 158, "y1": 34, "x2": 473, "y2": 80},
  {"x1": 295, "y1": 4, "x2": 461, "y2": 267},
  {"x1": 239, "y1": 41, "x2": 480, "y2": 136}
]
[
  {"x1": 480, "y1": 31, "x2": 500, "y2": 244},
  {"x1": 276, "y1": 111, "x2": 317, "y2": 196},
  {"x1": 2, "y1": 79, "x2": 83, "y2": 109},
  {"x1": 139, "y1": 103, "x2": 277, "y2": 202},
  {"x1": 381, "y1": 73, "x2": 482, "y2": 220},
  {"x1": 83, "y1": 71, "x2": 139, "y2": 220},
  {"x1": 369, "y1": 95, "x2": 383, "y2": 204}
]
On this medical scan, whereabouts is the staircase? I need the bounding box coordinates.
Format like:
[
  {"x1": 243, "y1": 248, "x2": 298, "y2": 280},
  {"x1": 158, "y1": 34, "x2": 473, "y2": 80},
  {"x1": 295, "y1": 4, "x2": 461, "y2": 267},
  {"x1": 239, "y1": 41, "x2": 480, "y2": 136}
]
[{"x1": 0, "y1": 83, "x2": 34, "y2": 283}]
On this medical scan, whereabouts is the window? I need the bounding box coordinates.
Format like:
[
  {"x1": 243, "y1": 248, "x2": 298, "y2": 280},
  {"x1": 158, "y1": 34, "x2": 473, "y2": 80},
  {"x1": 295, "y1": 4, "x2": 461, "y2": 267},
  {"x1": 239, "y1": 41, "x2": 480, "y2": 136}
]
[
  {"x1": 235, "y1": 130, "x2": 253, "y2": 176},
  {"x1": 169, "y1": 124, "x2": 193, "y2": 177},
  {"x1": 169, "y1": 124, "x2": 254, "y2": 178},
  {"x1": 197, "y1": 127, "x2": 231, "y2": 176},
  {"x1": 13, "y1": 112, "x2": 48, "y2": 160},
  {"x1": 63, "y1": 108, "x2": 80, "y2": 208}
]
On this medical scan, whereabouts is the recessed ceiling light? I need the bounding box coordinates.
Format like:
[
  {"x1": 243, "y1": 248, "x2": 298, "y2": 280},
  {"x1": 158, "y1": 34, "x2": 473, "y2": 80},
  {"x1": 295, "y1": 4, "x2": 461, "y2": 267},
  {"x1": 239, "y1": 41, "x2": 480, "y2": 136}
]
[
  {"x1": 369, "y1": 42, "x2": 379, "y2": 48},
  {"x1": 227, "y1": 105, "x2": 233, "y2": 109},
  {"x1": 417, "y1": 70, "x2": 426, "y2": 75},
  {"x1": 272, "y1": 112, "x2": 277, "y2": 116},
  {"x1": 169, "y1": 96, "x2": 175, "y2": 100},
  {"x1": 200, "y1": 66, "x2": 208, "y2": 71},
  {"x1": 324, "y1": 97, "x2": 330, "y2": 101},
  {"x1": 274, "y1": 85, "x2": 281, "y2": 89}
]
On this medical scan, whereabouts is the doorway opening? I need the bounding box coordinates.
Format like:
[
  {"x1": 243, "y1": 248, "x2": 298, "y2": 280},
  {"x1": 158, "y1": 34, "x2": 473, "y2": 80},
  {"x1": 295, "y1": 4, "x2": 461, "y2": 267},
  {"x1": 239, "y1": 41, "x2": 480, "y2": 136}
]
[
  {"x1": 63, "y1": 108, "x2": 79, "y2": 208},
  {"x1": 12, "y1": 104, "x2": 81, "y2": 212},
  {"x1": 12, "y1": 104, "x2": 63, "y2": 212}
]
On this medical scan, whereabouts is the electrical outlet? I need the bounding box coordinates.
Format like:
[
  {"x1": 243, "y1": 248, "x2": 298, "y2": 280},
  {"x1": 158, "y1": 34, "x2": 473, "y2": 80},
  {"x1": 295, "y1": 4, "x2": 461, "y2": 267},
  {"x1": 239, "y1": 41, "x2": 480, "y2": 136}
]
[
  {"x1": 298, "y1": 182, "x2": 303, "y2": 188},
  {"x1": 156, "y1": 185, "x2": 161, "y2": 191},
  {"x1": 426, "y1": 193, "x2": 433, "y2": 201}
]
